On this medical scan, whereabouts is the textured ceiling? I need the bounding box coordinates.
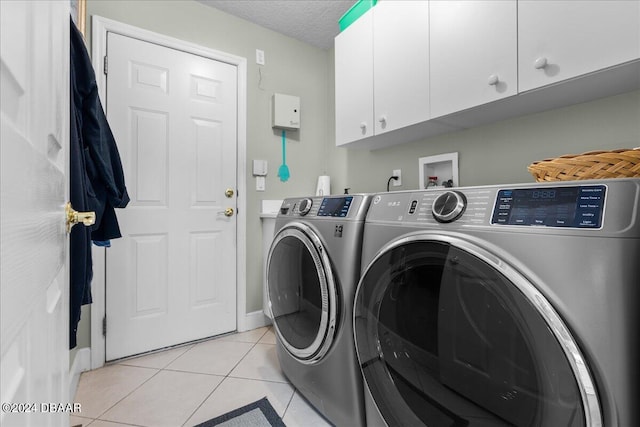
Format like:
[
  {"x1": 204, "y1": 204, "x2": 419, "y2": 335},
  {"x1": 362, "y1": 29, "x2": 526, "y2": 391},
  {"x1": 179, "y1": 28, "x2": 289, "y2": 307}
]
[{"x1": 197, "y1": 0, "x2": 355, "y2": 49}]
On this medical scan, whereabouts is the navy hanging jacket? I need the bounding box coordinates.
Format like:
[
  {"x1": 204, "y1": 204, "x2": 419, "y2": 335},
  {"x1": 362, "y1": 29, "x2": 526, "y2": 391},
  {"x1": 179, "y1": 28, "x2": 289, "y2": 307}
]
[{"x1": 69, "y1": 18, "x2": 129, "y2": 348}]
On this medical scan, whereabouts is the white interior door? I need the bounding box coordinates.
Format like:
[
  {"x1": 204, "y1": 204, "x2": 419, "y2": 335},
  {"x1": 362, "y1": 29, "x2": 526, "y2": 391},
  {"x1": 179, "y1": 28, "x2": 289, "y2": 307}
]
[
  {"x1": 105, "y1": 32, "x2": 238, "y2": 360},
  {"x1": 0, "y1": 1, "x2": 70, "y2": 426}
]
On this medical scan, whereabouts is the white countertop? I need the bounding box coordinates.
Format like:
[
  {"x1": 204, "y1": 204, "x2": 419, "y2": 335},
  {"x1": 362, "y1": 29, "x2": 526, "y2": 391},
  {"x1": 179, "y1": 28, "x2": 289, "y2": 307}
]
[{"x1": 260, "y1": 199, "x2": 283, "y2": 219}]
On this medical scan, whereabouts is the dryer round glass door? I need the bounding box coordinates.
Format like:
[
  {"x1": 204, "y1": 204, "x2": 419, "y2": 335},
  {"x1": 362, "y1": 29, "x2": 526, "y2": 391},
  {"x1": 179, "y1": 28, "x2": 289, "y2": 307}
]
[
  {"x1": 267, "y1": 222, "x2": 337, "y2": 363},
  {"x1": 354, "y1": 235, "x2": 601, "y2": 427}
]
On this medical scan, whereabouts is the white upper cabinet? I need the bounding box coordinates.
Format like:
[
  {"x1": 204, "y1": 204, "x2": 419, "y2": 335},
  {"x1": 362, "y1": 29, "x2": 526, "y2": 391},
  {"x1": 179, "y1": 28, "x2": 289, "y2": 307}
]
[
  {"x1": 335, "y1": 1, "x2": 429, "y2": 146},
  {"x1": 430, "y1": 0, "x2": 517, "y2": 118},
  {"x1": 518, "y1": 0, "x2": 640, "y2": 92},
  {"x1": 335, "y1": 10, "x2": 374, "y2": 146},
  {"x1": 373, "y1": 1, "x2": 430, "y2": 136},
  {"x1": 334, "y1": 0, "x2": 640, "y2": 150}
]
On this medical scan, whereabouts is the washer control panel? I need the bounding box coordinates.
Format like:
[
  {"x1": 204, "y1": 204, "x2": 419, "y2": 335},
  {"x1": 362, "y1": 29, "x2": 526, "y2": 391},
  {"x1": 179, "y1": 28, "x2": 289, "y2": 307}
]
[
  {"x1": 491, "y1": 185, "x2": 606, "y2": 228},
  {"x1": 432, "y1": 191, "x2": 467, "y2": 223},
  {"x1": 367, "y1": 183, "x2": 612, "y2": 229},
  {"x1": 370, "y1": 189, "x2": 492, "y2": 225}
]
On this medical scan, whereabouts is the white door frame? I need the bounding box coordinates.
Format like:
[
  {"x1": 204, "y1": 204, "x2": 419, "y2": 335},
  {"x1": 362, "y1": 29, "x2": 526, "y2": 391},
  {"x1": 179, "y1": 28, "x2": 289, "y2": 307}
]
[{"x1": 90, "y1": 16, "x2": 247, "y2": 369}]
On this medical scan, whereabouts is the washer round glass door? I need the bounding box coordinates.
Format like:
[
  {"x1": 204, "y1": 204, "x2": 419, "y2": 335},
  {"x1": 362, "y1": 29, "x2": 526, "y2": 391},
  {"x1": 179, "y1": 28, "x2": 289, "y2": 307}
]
[
  {"x1": 267, "y1": 222, "x2": 337, "y2": 363},
  {"x1": 354, "y1": 234, "x2": 601, "y2": 427}
]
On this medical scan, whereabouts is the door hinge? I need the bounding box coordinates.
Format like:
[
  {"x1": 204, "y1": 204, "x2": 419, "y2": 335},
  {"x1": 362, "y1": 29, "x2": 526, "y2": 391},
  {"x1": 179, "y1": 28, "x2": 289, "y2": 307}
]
[
  {"x1": 102, "y1": 316, "x2": 107, "y2": 337},
  {"x1": 103, "y1": 56, "x2": 108, "y2": 75}
]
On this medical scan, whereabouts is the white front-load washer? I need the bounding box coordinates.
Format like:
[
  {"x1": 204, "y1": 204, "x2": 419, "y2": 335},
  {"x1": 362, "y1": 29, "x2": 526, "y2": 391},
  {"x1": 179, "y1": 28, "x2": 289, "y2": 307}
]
[
  {"x1": 267, "y1": 194, "x2": 372, "y2": 427},
  {"x1": 354, "y1": 179, "x2": 639, "y2": 427}
]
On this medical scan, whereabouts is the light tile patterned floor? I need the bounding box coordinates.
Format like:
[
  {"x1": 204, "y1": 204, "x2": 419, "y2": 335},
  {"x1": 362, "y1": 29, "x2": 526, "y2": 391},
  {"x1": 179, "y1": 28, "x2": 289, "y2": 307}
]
[{"x1": 72, "y1": 327, "x2": 333, "y2": 427}]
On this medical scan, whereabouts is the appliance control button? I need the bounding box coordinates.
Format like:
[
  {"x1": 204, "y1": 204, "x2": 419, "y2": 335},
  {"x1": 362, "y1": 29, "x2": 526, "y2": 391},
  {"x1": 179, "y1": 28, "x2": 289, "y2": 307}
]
[
  {"x1": 408, "y1": 200, "x2": 418, "y2": 214},
  {"x1": 298, "y1": 198, "x2": 313, "y2": 215},
  {"x1": 432, "y1": 191, "x2": 467, "y2": 223}
]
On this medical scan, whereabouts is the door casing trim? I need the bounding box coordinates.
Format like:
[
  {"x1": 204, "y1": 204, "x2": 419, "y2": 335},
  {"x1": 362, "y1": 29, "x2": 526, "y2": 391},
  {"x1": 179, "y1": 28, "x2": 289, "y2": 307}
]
[{"x1": 90, "y1": 15, "x2": 247, "y2": 369}]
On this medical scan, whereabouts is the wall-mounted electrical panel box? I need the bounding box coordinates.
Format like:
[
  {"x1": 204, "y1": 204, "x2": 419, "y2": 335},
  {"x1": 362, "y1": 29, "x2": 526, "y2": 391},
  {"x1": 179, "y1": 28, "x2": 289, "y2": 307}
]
[{"x1": 272, "y1": 93, "x2": 300, "y2": 130}]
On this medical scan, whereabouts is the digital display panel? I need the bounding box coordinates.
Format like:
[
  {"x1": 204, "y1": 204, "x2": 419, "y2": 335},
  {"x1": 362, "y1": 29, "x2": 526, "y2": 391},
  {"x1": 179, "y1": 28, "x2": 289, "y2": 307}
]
[
  {"x1": 491, "y1": 185, "x2": 606, "y2": 228},
  {"x1": 317, "y1": 196, "x2": 353, "y2": 217}
]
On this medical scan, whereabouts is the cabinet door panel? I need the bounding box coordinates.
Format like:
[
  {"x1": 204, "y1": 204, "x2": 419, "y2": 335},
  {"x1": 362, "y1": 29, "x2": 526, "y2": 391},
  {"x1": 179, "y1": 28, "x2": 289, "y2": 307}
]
[
  {"x1": 373, "y1": 0, "x2": 429, "y2": 135},
  {"x1": 519, "y1": 0, "x2": 640, "y2": 92},
  {"x1": 430, "y1": 0, "x2": 517, "y2": 118},
  {"x1": 335, "y1": 11, "x2": 374, "y2": 146}
]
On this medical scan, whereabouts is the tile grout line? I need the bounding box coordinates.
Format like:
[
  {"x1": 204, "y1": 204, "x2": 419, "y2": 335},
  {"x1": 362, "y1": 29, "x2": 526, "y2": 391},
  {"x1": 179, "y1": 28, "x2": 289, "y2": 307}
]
[
  {"x1": 258, "y1": 326, "x2": 297, "y2": 422},
  {"x1": 282, "y1": 387, "x2": 297, "y2": 423},
  {"x1": 179, "y1": 372, "x2": 225, "y2": 427},
  {"x1": 81, "y1": 327, "x2": 281, "y2": 427},
  {"x1": 92, "y1": 366, "x2": 163, "y2": 424},
  {"x1": 180, "y1": 327, "x2": 274, "y2": 427},
  {"x1": 87, "y1": 341, "x2": 201, "y2": 425},
  {"x1": 92, "y1": 343, "x2": 199, "y2": 425}
]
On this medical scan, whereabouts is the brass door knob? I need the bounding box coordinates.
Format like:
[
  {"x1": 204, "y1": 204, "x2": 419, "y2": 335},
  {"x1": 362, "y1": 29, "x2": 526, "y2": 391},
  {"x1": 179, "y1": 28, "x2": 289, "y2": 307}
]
[
  {"x1": 218, "y1": 207, "x2": 234, "y2": 217},
  {"x1": 225, "y1": 188, "x2": 234, "y2": 198},
  {"x1": 66, "y1": 202, "x2": 96, "y2": 232}
]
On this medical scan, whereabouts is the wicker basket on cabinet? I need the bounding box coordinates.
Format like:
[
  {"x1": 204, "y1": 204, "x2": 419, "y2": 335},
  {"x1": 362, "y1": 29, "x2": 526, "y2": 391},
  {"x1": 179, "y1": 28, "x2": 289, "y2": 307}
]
[{"x1": 527, "y1": 148, "x2": 640, "y2": 182}]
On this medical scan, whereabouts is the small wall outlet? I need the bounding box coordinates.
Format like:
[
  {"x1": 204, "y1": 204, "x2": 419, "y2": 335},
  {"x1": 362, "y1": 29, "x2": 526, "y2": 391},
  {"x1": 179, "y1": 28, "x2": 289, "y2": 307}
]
[{"x1": 393, "y1": 169, "x2": 402, "y2": 186}]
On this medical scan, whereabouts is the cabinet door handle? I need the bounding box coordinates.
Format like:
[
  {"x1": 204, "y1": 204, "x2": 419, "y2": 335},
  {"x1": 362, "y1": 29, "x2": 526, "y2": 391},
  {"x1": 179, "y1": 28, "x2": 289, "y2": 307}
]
[
  {"x1": 359, "y1": 122, "x2": 367, "y2": 133},
  {"x1": 378, "y1": 115, "x2": 387, "y2": 130},
  {"x1": 534, "y1": 57, "x2": 548, "y2": 69},
  {"x1": 487, "y1": 74, "x2": 499, "y2": 86}
]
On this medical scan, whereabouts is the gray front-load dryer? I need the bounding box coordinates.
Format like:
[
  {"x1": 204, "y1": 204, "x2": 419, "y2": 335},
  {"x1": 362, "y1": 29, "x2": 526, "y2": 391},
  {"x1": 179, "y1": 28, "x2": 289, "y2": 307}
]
[
  {"x1": 267, "y1": 194, "x2": 371, "y2": 427},
  {"x1": 354, "y1": 179, "x2": 639, "y2": 427}
]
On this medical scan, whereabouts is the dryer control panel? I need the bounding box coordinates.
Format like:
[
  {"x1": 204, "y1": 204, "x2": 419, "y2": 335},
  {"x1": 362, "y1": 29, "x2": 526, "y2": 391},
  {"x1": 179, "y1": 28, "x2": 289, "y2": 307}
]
[
  {"x1": 491, "y1": 185, "x2": 606, "y2": 228},
  {"x1": 317, "y1": 196, "x2": 353, "y2": 217},
  {"x1": 278, "y1": 195, "x2": 370, "y2": 220}
]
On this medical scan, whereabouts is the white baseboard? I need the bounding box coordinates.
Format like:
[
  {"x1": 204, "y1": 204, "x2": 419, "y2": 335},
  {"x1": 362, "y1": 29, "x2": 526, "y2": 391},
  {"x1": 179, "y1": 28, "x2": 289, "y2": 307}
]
[
  {"x1": 69, "y1": 348, "x2": 91, "y2": 401},
  {"x1": 240, "y1": 310, "x2": 271, "y2": 332}
]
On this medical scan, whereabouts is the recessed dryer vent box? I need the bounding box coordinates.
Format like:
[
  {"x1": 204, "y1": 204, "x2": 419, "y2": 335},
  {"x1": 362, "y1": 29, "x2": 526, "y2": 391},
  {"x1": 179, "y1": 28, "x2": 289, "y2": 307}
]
[{"x1": 272, "y1": 93, "x2": 300, "y2": 130}]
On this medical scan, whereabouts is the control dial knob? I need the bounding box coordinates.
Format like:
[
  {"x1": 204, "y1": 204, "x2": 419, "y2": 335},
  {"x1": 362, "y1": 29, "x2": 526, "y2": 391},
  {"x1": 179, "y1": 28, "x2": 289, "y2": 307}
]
[
  {"x1": 298, "y1": 198, "x2": 313, "y2": 216},
  {"x1": 432, "y1": 191, "x2": 466, "y2": 223}
]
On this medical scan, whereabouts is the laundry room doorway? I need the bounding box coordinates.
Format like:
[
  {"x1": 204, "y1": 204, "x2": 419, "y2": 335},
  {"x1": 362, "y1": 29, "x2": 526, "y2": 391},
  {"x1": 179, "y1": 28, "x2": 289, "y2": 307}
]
[{"x1": 93, "y1": 18, "x2": 246, "y2": 361}]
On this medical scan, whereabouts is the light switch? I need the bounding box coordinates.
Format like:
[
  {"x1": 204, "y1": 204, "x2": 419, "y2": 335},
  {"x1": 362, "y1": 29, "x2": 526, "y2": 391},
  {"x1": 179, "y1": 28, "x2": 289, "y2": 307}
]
[{"x1": 256, "y1": 49, "x2": 265, "y2": 65}]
